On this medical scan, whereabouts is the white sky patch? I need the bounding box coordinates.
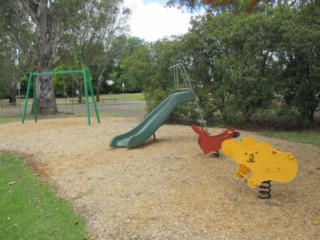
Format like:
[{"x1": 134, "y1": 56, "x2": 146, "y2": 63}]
[{"x1": 124, "y1": 0, "x2": 198, "y2": 42}]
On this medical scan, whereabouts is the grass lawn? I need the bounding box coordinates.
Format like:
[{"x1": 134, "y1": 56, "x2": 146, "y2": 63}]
[
  {"x1": 0, "y1": 153, "x2": 90, "y2": 240},
  {"x1": 55, "y1": 92, "x2": 145, "y2": 104},
  {"x1": 0, "y1": 93, "x2": 146, "y2": 122},
  {"x1": 260, "y1": 130, "x2": 320, "y2": 148},
  {"x1": 0, "y1": 118, "x2": 20, "y2": 124},
  {"x1": 105, "y1": 92, "x2": 145, "y2": 101}
]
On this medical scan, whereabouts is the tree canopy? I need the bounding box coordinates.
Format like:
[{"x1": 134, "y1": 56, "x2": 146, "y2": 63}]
[
  {"x1": 1, "y1": 0, "x2": 319, "y2": 128},
  {"x1": 120, "y1": 1, "x2": 319, "y2": 127},
  {"x1": 0, "y1": 0, "x2": 129, "y2": 113},
  {"x1": 167, "y1": 0, "x2": 271, "y2": 13}
]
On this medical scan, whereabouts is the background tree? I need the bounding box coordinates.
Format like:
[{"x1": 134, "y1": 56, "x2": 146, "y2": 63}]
[
  {"x1": 19, "y1": 0, "x2": 73, "y2": 114},
  {"x1": 222, "y1": 12, "x2": 274, "y2": 122},
  {"x1": 181, "y1": 14, "x2": 235, "y2": 121},
  {"x1": 163, "y1": 1, "x2": 319, "y2": 127},
  {"x1": 272, "y1": 3, "x2": 320, "y2": 123},
  {"x1": 167, "y1": 0, "x2": 271, "y2": 13},
  {"x1": 19, "y1": 0, "x2": 128, "y2": 113},
  {"x1": 179, "y1": 12, "x2": 275, "y2": 123},
  {"x1": 66, "y1": 0, "x2": 130, "y2": 102},
  {"x1": 0, "y1": 0, "x2": 35, "y2": 103},
  {"x1": 119, "y1": 37, "x2": 152, "y2": 94}
]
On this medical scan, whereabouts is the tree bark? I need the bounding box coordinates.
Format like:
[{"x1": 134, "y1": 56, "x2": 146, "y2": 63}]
[
  {"x1": 78, "y1": 81, "x2": 83, "y2": 104},
  {"x1": 96, "y1": 72, "x2": 106, "y2": 102},
  {"x1": 21, "y1": 0, "x2": 58, "y2": 115},
  {"x1": 9, "y1": 86, "x2": 17, "y2": 104},
  {"x1": 36, "y1": 0, "x2": 58, "y2": 114}
]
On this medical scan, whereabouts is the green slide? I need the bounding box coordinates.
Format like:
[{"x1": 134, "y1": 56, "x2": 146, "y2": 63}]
[{"x1": 109, "y1": 90, "x2": 195, "y2": 148}]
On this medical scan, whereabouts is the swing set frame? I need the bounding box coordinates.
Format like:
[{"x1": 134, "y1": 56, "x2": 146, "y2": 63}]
[{"x1": 21, "y1": 68, "x2": 100, "y2": 125}]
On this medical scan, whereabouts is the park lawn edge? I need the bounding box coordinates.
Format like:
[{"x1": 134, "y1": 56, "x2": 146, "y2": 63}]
[
  {"x1": 0, "y1": 152, "x2": 90, "y2": 240},
  {"x1": 260, "y1": 130, "x2": 320, "y2": 148}
]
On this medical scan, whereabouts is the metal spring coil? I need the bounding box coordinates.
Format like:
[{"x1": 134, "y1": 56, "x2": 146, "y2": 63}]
[{"x1": 259, "y1": 180, "x2": 271, "y2": 199}]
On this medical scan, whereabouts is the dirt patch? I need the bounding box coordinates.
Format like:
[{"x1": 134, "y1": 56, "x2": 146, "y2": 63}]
[{"x1": 0, "y1": 117, "x2": 319, "y2": 239}]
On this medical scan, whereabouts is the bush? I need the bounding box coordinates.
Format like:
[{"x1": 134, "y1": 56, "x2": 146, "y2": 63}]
[{"x1": 277, "y1": 106, "x2": 311, "y2": 130}]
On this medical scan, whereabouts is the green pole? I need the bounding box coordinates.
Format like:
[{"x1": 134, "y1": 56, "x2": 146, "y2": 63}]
[
  {"x1": 33, "y1": 76, "x2": 38, "y2": 122},
  {"x1": 86, "y1": 68, "x2": 100, "y2": 124},
  {"x1": 33, "y1": 69, "x2": 84, "y2": 76},
  {"x1": 21, "y1": 73, "x2": 33, "y2": 123},
  {"x1": 83, "y1": 69, "x2": 91, "y2": 125},
  {"x1": 22, "y1": 69, "x2": 100, "y2": 125}
]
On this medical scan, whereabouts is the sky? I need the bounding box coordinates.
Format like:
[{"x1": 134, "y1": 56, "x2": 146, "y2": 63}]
[{"x1": 123, "y1": 0, "x2": 199, "y2": 42}]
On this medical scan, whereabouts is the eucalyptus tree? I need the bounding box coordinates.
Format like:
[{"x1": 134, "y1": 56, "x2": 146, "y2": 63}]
[
  {"x1": 0, "y1": 0, "x2": 35, "y2": 103},
  {"x1": 19, "y1": 0, "x2": 89, "y2": 114},
  {"x1": 19, "y1": 0, "x2": 128, "y2": 114},
  {"x1": 0, "y1": 0, "x2": 17, "y2": 101},
  {"x1": 66, "y1": 0, "x2": 130, "y2": 102},
  {"x1": 93, "y1": 2, "x2": 130, "y2": 102}
]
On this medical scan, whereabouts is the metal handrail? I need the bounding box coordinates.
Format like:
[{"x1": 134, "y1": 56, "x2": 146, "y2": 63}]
[{"x1": 169, "y1": 63, "x2": 207, "y2": 131}]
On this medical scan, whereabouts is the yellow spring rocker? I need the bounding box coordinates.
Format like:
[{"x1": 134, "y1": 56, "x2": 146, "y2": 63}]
[{"x1": 222, "y1": 137, "x2": 298, "y2": 199}]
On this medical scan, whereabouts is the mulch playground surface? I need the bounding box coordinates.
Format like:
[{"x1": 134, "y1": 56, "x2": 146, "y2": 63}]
[{"x1": 0, "y1": 117, "x2": 319, "y2": 239}]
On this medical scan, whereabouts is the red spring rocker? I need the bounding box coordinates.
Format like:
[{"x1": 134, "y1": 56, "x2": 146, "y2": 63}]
[{"x1": 191, "y1": 125, "x2": 240, "y2": 156}]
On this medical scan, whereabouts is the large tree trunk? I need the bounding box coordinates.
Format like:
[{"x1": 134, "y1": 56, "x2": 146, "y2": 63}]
[
  {"x1": 96, "y1": 75, "x2": 102, "y2": 102},
  {"x1": 36, "y1": 1, "x2": 58, "y2": 114},
  {"x1": 9, "y1": 86, "x2": 17, "y2": 104},
  {"x1": 36, "y1": 75, "x2": 58, "y2": 114},
  {"x1": 96, "y1": 67, "x2": 108, "y2": 102},
  {"x1": 78, "y1": 81, "x2": 83, "y2": 104},
  {"x1": 35, "y1": 31, "x2": 58, "y2": 114},
  {"x1": 9, "y1": 73, "x2": 17, "y2": 104},
  {"x1": 21, "y1": 0, "x2": 58, "y2": 115},
  {"x1": 9, "y1": 83, "x2": 17, "y2": 104}
]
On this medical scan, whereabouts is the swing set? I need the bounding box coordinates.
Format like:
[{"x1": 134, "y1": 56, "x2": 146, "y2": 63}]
[{"x1": 21, "y1": 68, "x2": 100, "y2": 125}]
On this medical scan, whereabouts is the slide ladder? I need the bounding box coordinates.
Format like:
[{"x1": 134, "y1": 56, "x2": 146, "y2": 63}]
[{"x1": 169, "y1": 63, "x2": 207, "y2": 131}]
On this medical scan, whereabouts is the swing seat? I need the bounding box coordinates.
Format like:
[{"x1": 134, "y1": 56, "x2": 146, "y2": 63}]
[{"x1": 191, "y1": 125, "x2": 240, "y2": 154}]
